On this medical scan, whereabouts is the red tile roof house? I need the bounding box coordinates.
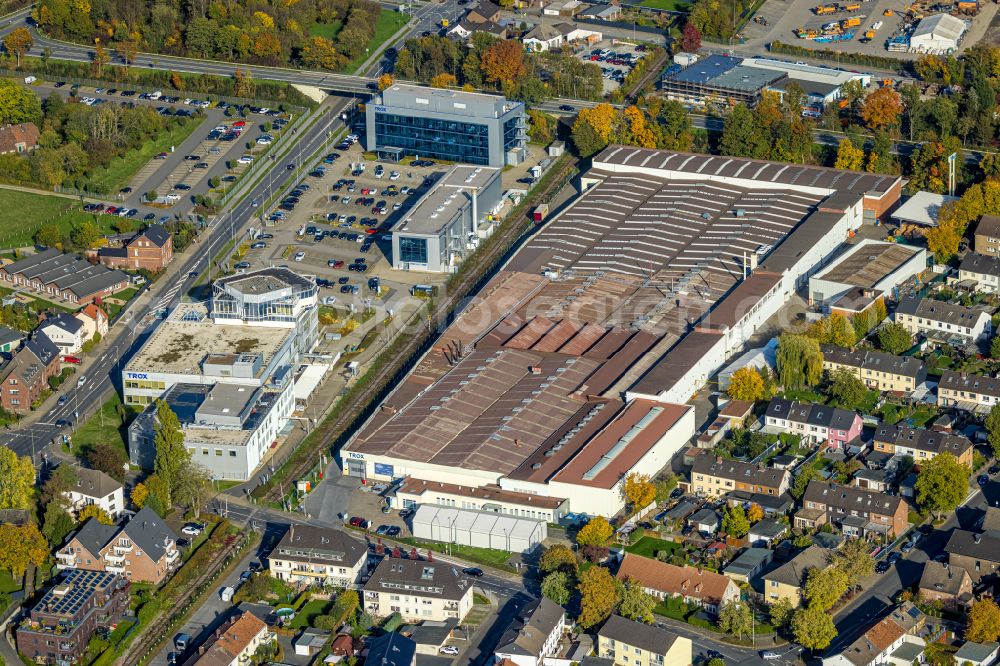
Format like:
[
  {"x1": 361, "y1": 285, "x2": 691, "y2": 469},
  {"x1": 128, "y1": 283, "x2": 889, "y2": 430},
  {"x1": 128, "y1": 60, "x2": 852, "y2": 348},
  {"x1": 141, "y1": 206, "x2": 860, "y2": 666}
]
[
  {"x1": 0, "y1": 123, "x2": 39, "y2": 155},
  {"x1": 616, "y1": 553, "x2": 740, "y2": 615}
]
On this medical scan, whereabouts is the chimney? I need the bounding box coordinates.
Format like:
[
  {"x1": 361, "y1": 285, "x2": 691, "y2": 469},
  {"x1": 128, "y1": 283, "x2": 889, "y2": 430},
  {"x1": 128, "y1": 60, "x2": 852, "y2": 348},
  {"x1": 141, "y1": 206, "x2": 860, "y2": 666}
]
[
  {"x1": 514, "y1": 438, "x2": 521, "y2": 448},
  {"x1": 530, "y1": 366, "x2": 542, "y2": 375},
  {"x1": 716, "y1": 456, "x2": 723, "y2": 464}
]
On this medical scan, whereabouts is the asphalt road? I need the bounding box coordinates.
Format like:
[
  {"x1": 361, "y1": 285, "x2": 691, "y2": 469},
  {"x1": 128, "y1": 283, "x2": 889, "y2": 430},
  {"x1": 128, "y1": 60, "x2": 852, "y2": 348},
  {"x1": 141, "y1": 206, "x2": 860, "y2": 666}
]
[{"x1": 0, "y1": 96, "x2": 353, "y2": 458}]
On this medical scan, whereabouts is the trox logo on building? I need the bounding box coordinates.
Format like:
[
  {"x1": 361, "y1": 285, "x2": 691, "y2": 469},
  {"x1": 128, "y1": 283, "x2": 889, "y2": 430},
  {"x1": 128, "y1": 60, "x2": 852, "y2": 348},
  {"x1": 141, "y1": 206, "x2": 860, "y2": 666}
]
[{"x1": 127, "y1": 372, "x2": 149, "y2": 380}]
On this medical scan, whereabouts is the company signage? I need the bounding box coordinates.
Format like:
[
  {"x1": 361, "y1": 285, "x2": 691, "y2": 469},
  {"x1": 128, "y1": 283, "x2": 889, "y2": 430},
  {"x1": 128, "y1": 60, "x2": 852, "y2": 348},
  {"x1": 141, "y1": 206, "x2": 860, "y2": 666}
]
[{"x1": 127, "y1": 372, "x2": 149, "y2": 380}]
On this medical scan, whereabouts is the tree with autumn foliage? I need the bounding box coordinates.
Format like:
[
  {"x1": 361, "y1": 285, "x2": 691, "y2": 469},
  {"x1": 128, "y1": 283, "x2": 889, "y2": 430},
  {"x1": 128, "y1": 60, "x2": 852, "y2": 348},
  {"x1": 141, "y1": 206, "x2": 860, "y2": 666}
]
[
  {"x1": 908, "y1": 138, "x2": 964, "y2": 195},
  {"x1": 377, "y1": 74, "x2": 394, "y2": 91},
  {"x1": 680, "y1": 22, "x2": 701, "y2": 52},
  {"x1": 860, "y1": 87, "x2": 904, "y2": 130},
  {"x1": 481, "y1": 39, "x2": 526, "y2": 88},
  {"x1": 91, "y1": 40, "x2": 109, "y2": 75},
  {"x1": 302, "y1": 37, "x2": 346, "y2": 71},
  {"x1": 0, "y1": 523, "x2": 48, "y2": 581},
  {"x1": 430, "y1": 73, "x2": 457, "y2": 88},
  {"x1": 576, "y1": 516, "x2": 613, "y2": 547},
  {"x1": 79, "y1": 504, "x2": 115, "y2": 525},
  {"x1": 728, "y1": 366, "x2": 766, "y2": 402},
  {"x1": 623, "y1": 473, "x2": 656, "y2": 512},
  {"x1": 3, "y1": 28, "x2": 33, "y2": 68},
  {"x1": 577, "y1": 566, "x2": 617, "y2": 628},
  {"x1": 747, "y1": 503, "x2": 764, "y2": 523},
  {"x1": 834, "y1": 138, "x2": 864, "y2": 171}
]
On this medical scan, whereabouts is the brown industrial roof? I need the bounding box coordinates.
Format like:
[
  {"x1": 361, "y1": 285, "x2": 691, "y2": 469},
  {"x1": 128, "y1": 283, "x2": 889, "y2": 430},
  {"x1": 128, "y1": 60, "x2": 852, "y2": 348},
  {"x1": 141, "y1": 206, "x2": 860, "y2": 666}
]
[
  {"x1": 698, "y1": 271, "x2": 783, "y2": 330},
  {"x1": 817, "y1": 242, "x2": 921, "y2": 289},
  {"x1": 552, "y1": 400, "x2": 691, "y2": 489},
  {"x1": 629, "y1": 330, "x2": 724, "y2": 397},
  {"x1": 396, "y1": 478, "x2": 566, "y2": 509}
]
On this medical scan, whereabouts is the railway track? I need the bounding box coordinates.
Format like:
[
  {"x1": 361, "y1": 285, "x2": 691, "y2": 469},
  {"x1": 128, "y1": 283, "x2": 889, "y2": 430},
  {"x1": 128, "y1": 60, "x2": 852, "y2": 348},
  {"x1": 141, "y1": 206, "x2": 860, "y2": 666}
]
[{"x1": 258, "y1": 154, "x2": 580, "y2": 503}]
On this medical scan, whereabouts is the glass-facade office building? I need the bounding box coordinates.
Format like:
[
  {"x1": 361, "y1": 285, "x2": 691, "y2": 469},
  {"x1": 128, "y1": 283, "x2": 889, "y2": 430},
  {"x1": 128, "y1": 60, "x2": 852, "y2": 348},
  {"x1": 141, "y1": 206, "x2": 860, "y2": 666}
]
[{"x1": 366, "y1": 84, "x2": 527, "y2": 167}]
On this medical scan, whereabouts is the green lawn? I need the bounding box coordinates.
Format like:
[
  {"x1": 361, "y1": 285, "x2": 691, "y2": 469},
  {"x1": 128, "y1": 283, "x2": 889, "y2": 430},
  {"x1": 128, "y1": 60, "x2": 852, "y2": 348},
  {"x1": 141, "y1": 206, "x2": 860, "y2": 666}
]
[
  {"x1": 394, "y1": 536, "x2": 513, "y2": 570},
  {"x1": 103, "y1": 286, "x2": 141, "y2": 319},
  {"x1": 0, "y1": 570, "x2": 23, "y2": 594},
  {"x1": 346, "y1": 10, "x2": 410, "y2": 73},
  {"x1": 69, "y1": 394, "x2": 131, "y2": 459},
  {"x1": 0, "y1": 191, "x2": 120, "y2": 250},
  {"x1": 310, "y1": 20, "x2": 343, "y2": 40},
  {"x1": 85, "y1": 116, "x2": 204, "y2": 193},
  {"x1": 639, "y1": 0, "x2": 691, "y2": 10},
  {"x1": 0, "y1": 284, "x2": 76, "y2": 314},
  {"x1": 286, "y1": 599, "x2": 331, "y2": 629},
  {"x1": 625, "y1": 536, "x2": 681, "y2": 559}
]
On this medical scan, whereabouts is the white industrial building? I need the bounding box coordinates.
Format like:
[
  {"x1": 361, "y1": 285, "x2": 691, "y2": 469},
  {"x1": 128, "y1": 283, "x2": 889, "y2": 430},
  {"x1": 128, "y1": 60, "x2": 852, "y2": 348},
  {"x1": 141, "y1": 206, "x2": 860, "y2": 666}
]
[
  {"x1": 121, "y1": 267, "x2": 317, "y2": 406},
  {"x1": 717, "y1": 338, "x2": 777, "y2": 391},
  {"x1": 808, "y1": 240, "x2": 927, "y2": 308},
  {"x1": 891, "y1": 191, "x2": 959, "y2": 228},
  {"x1": 745, "y1": 58, "x2": 872, "y2": 111},
  {"x1": 411, "y1": 505, "x2": 547, "y2": 553},
  {"x1": 909, "y1": 13, "x2": 967, "y2": 53}
]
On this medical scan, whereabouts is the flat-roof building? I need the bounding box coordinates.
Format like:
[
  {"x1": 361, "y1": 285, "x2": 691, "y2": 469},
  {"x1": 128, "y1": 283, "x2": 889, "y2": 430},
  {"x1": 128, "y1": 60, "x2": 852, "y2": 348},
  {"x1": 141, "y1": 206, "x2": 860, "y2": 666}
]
[
  {"x1": 660, "y1": 54, "x2": 785, "y2": 107},
  {"x1": 808, "y1": 239, "x2": 925, "y2": 308},
  {"x1": 891, "y1": 191, "x2": 958, "y2": 227},
  {"x1": 391, "y1": 165, "x2": 503, "y2": 273},
  {"x1": 365, "y1": 84, "x2": 526, "y2": 167},
  {"x1": 128, "y1": 379, "x2": 294, "y2": 480}
]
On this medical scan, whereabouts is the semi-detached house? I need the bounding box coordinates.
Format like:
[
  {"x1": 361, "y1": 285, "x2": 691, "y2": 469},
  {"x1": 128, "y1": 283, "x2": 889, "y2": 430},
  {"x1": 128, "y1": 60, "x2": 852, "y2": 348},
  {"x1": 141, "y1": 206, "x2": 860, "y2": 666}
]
[
  {"x1": 765, "y1": 398, "x2": 863, "y2": 449},
  {"x1": 872, "y1": 423, "x2": 973, "y2": 467},
  {"x1": 797, "y1": 480, "x2": 908, "y2": 539},
  {"x1": 615, "y1": 553, "x2": 740, "y2": 615},
  {"x1": 937, "y1": 370, "x2": 1000, "y2": 412},
  {"x1": 690, "y1": 456, "x2": 790, "y2": 498},
  {"x1": 957, "y1": 252, "x2": 1000, "y2": 293},
  {"x1": 820, "y1": 344, "x2": 926, "y2": 393}
]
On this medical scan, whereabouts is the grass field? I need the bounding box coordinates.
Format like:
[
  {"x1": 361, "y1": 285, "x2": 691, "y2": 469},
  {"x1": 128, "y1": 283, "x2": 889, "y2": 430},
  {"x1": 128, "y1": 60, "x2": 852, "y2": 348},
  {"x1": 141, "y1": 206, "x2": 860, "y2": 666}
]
[
  {"x1": 0, "y1": 570, "x2": 22, "y2": 594},
  {"x1": 346, "y1": 10, "x2": 410, "y2": 73},
  {"x1": 310, "y1": 20, "x2": 343, "y2": 40},
  {"x1": 638, "y1": 0, "x2": 691, "y2": 10},
  {"x1": 625, "y1": 536, "x2": 681, "y2": 559},
  {"x1": 286, "y1": 599, "x2": 332, "y2": 629},
  {"x1": 70, "y1": 394, "x2": 132, "y2": 459},
  {"x1": 0, "y1": 190, "x2": 121, "y2": 249},
  {"x1": 85, "y1": 116, "x2": 204, "y2": 193}
]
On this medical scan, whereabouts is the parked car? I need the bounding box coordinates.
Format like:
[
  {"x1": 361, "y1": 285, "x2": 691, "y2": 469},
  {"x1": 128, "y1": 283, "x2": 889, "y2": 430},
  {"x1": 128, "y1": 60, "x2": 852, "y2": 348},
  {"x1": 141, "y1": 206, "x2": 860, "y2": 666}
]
[
  {"x1": 462, "y1": 567, "x2": 484, "y2": 578},
  {"x1": 439, "y1": 646, "x2": 460, "y2": 656}
]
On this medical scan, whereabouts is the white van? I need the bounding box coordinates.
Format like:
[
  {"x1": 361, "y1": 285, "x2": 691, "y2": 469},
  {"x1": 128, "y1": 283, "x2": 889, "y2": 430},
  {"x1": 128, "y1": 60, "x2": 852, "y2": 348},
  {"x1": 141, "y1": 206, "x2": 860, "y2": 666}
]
[{"x1": 23, "y1": 76, "x2": 36, "y2": 84}]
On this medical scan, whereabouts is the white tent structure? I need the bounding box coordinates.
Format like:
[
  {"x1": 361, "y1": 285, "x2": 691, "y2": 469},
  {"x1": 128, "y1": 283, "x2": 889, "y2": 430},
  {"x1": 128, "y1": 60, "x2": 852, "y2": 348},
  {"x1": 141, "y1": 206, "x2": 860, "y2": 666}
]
[
  {"x1": 412, "y1": 505, "x2": 547, "y2": 553},
  {"x1": 909, "y1": 14, "x2": 966, "y2": 52}
]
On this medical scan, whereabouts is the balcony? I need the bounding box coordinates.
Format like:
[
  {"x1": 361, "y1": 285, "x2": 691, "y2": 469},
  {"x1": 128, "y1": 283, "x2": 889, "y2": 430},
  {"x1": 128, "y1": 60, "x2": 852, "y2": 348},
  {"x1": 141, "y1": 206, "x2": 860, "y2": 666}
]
[
  {"x1": 105, "y1": 554, "x2": 125, "y2": 565},
  {"x1": 55, "y1": 553, "x2": 77, "y2": 569},
  {"x1": 106, "y1": 565, "x2": 125, "y2": 574},
  {"x1": 165, "y1": 549, "x2": 180, "y2": 564}
]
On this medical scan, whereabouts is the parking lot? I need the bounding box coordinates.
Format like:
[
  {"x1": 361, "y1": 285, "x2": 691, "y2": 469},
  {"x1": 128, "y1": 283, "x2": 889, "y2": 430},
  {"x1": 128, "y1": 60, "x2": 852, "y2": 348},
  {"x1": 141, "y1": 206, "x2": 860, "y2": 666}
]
[{"x1": 576, "y1": 40, "x2": 648, "y2": 94}]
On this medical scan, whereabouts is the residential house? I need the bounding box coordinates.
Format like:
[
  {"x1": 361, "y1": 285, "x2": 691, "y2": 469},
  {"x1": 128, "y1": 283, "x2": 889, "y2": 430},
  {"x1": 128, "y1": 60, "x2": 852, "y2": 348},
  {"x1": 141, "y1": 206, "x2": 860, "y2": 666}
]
[
  {"x1": 0, "y1": 326, "x2": 23, "y2": 355},
  {"x1": 75, "y1": 304, "x2": 109, "y2": 341},
  {"x1": 522, "y1": 23, "x2": 601, "y2": 52},
  {"x1": 266, "y1": 525, "x2": 367, "y2": 588},
  {"x1": 954, "y1": 641, "x2": 1000, "y2": 666},
  {"x1": 16, "y1": 570, "x2": 130, "y2": 665},
  {"x1": 797, "y1": 481, "x2": 908, "y2": 539},
  {"x1": 946, "y1": 529, "x2": 1000, "y2": 585},
  {"x1": 62, "y1": 466, "x2": 124, "y2": 519},
  {"x1": 722, "y1": 548, "x2": 773, "y2": 584},
  {"x1": 39, "y1": 312, "x2": 87, "y2": 355},
  {"x1": 362, "y1": 558, "x2": 474, "y2": 622},
  {"x1": 893, "y1": 296, "x2": 991, "y2": 344},
  {"x1": 464, "y1": 0, "x2": 501, "y2": 23},
  {"x1": 822, "y1": 602, "x2": 925, "y2": 666},
  {"x1": 958, "y1": 252, "x2": 1000, "y2": 293},
  {"x1": 597, "y1": 616, "x2": 692, "y2": 666},
  {"x1": 615, "y1": 553, "x2": 740, "y2": 615},
  {"x1": 976, "y1": 214, "x2": 1000, "y2": 257},
  {"x1": 872, "y1": 423, "x2": 974, "y2": 467},
  {"x1": 765, "y1": 398, "x2": 863, "y2": 449},
  {"x1": 718, "y1": 399, "x2": 754, "y2": 427},
  {"x1": 183, "y1": 611, "x2": 272, "y2": 666},
  {"x1": 748, "y1": 519, "x2": 787, "y2": 548},
  {"x1": 690, "y1": 456, "x2": 791, "y2": 498},
  {"x1": 820, "y1": 344, "x2": 926, "y2": 393},
  {"x1": 938, "y1": 370, "x2": 1000, "y2": 412},
  {"x1": 494, "y1": 598, "x2": 565, "y2": 666},
  {"x1": 725, "y1": 490, "x2": 794, "y2": 518},
  {"x1": 0, "y1": 248, "x2": 131, "y2": 305},
  {"x1": 446, "y1": 18, "x2": 507, "y2": 39},
  {"x1": 56, "y1": 507, "x2": 180, "y2": 584},
  {"x1": 365, "y1": 633, "x2": 416, "y2": 666},
  {"x1": 917, "y1": 561, "x2": 972, "y2": 610},
  {"x1": 0, "y1": 331, "x2": 60, "y2": 414},
  {"x1": 0, "y1": 122, "x2": 39, "y2": 154},
  {"x1": 762, "y1": 545, "x2": 830, "y2": 607},
  {"x1": 97, "y1": 224, "x2": 174, "y2": 272}
]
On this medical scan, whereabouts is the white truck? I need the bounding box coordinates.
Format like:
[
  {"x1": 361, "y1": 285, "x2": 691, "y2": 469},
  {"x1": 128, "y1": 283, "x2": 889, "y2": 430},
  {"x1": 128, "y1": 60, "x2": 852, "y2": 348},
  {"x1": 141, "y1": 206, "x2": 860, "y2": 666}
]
[
  {"x1": 148, "y1": 90, "x2": 162, "y2": 100},
  {"x1": 220, "y1": 586, "x2": 235, "y2": 602}
]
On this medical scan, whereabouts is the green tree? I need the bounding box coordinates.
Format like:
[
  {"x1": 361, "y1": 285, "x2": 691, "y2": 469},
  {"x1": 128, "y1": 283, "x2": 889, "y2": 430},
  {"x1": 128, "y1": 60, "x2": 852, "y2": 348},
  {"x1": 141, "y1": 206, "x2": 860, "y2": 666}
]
[
  {"x1": 720, "y1": 103, "x2": 768, "y2": 159},
  {"x1": 831, "y1": 538, "x2": 875, "y2": 588},
  {"x1": 791, "y1": 606, "x2": 837, "y2": 651},
  {"x1": 988, "y1": 404, "x2": 1000, "y2": 458},
  {"x1": 0, "y1": 79, "x2": 42, "y2": 126},
  {"x1": 173, "y1": 461, "x2": 212, "y2": 518},
  {"x1": 706, "y1": 660, "x2": 725, "y2": 666},
  {"x1": 915, "y1": 452, "x2": 970, "y2": 520},
  {"x1": 803, "y1": 566, "x2": 848, "y2": 611},
  {"x1": 42, "y1": 501, "x2": 75, "y2": 546},
  {"x1": 791, "y1": 467, "x2": 820, "y2": 500},
  {"x1": 143, "y1": 474, "x2": 171, "y2": 517},
  {"x1": 0, "y1": 448, "x2": 34, "y2": 509},
  {"x1": 577, "y1": 566, "x2": 617, "y2": 628},
  {"x1": 70, "y1": 220, "x2": 102, "y2": 249},
  {"x1": 718, "y1": 601, "x2": 753, "y2": 640},
  {"x1": 654, "y1": 474, "x2": 678, "y2": 503},
  {"x1": 769, "y1": 598, "x2": 794, "y2": 629},
  {"x1": 616, "y1": 578, "x2": 655, "y2": 624},
  {"x1": 967, "y1": 598, "x2": 1000, "y2": 643},
  {"x1": 991, "y1": 335, "x2": 1000, "y2": 360},
  {"x1": 541, "y1": 571, "x2": 571, "y2": 605},
  {"x1": 776, "y1": 334, "x2": 823, "y2": 389},
  {"x1": 878, "y1": 322, "x2": 913, "y2": 355},
  {"x1": 829, "y1": 368, "x2": 868, "y2": 411},
  {"x1": 576, "y1": 516, "x2": 613, "y2": 547},
  {"x1": 721, "y1": 504, "x2": 749, "y2": 538},
  {"x1": 540, "y1": 544, "x2": 577, "y2": 574},
  {"x1": 153, "y1": 399, "x2": 189, "y2": 506}
]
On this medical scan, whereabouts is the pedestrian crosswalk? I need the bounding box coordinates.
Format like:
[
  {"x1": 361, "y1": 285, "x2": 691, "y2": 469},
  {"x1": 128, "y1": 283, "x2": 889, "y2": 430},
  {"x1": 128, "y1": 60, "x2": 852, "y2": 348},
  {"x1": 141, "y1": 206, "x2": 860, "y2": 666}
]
[{"x1": 152, "y1": 280, "x2": 185, "y2": 312}]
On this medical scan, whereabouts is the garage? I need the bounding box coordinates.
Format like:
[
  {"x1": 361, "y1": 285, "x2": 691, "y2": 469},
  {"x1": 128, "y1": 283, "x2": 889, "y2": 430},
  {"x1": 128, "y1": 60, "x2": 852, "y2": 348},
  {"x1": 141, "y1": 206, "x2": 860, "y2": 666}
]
[{"x1": 411, "y1": 505, "x2": 547, "y2": 553}]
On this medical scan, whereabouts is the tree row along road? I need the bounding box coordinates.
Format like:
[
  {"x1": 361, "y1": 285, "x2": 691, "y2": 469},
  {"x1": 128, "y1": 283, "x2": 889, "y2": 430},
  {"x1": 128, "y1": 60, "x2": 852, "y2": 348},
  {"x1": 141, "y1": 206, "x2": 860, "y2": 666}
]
[{"x1": 257, "y1": 154, "x2": 581, "y2": 504}]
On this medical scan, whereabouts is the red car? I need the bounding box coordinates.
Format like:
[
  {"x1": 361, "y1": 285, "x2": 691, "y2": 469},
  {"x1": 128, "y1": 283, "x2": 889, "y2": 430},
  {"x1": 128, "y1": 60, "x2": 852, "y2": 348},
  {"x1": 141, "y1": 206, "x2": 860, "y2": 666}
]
[
  {"x1": 232, "y1": 120, "x2": 247, "y2": 127},
  {"x1": 365, "y1": 228, "x2": 378, "y2": 235},
  {"x1": 349, "y1": 517, "x2": 368, "y2": 528},
  {"x1": 106, "y1": 206, "x2": 118, "y2": 215},
  {"x1": 63, "y1": 356, "x2": 82, "y2": 364}
]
